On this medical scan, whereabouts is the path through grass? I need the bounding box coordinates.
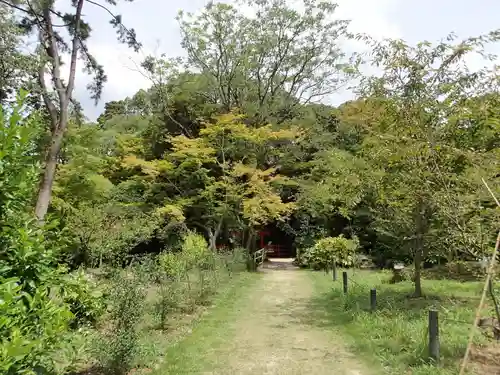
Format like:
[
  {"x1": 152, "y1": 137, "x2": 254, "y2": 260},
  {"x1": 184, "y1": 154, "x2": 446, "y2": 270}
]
[{"x1": 155, "y1": 263, "x2": 377, "y2": 375}]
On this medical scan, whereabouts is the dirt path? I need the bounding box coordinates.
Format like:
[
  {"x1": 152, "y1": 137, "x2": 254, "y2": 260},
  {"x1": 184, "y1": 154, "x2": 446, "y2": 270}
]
[{"x1": 205, "y1": 261, "x2": 373, "y2": 375}]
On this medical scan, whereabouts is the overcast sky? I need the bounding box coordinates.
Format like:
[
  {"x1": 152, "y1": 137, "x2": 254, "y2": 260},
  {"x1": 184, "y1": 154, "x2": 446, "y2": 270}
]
[{"x1": 66, "y1": 0, "x2": 500, "y2": 121}]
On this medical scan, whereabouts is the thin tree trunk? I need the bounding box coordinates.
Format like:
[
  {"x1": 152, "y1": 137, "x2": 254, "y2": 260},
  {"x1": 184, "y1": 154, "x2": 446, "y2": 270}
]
[
  {"x1": 206, "y1": 218, "x2": 223, "y2": 251},
  {"x1": 208, "y1": 232, "x2": 217, "y2": 251},
  {"x1": 35, "y1": 128, "x2": 65, "y2": 220},
  {"x1": 413, "y1": 199, "x2": 428, "y2": 298},
  {"x1": 245, "y1": 229, "x2": 256, "y2": 271},
  {"x1": 245, "y1": 230, "x2": 255, "y2": 251},
  {"x1": 413, "y1": 245, "x2": 423, "y2": 297},
  {"x1": 34, "y1": 0, "x2": 83, "y2": 221}
]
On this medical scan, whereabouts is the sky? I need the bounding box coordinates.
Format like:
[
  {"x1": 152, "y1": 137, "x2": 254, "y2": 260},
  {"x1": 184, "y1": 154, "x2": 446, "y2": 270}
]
[{"x1": 64, "y1": 0, "x2": 500, "y2": 121}]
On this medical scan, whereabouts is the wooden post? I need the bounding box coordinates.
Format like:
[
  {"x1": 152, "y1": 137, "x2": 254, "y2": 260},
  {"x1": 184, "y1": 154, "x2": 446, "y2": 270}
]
[
  {"x1": 342, "y1": 271, "x2": 348, "y2": 294},
  {"x1": 332, "y1": 262, "x2": 337, "y2": 281},
  {"x1": 428, "y1": 310, "x2": 439, "y2": 362},
  {"x1": 370, "y1": 289, "x2": 377, "y2": 312}
]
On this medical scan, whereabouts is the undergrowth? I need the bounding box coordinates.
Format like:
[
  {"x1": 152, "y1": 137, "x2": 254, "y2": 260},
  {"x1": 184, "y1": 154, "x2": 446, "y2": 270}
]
[{"x1": 65, "y1": 232, "x2": 248, "y2": 374}]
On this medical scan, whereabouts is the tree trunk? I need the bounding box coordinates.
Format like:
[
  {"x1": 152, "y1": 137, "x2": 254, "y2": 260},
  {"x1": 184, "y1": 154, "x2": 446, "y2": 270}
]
[
  {"x1": 35, "y1": 128, "x2": 65, "y2": 220},
  {"x1": 208, "y1": 232, "x2": 217, "y2": 251},
  {"x1": 412, "y1": 198, "x2": 429, "y2": 298},
  {"x1": 245, "y1": 229, "x2": 256, "y2": 271},
  {"x1": 33, "y1": 1, "x2": 82, "y2": 221},
  {"x1": 207, "y1": 219, "x2": 223, "y2": 251},
  {"x1": 245, "y1": 230, "x2": 255, "y2": 251},
  {"x1": 413, "y1": 245, "x2": 423, "y2": 297}
]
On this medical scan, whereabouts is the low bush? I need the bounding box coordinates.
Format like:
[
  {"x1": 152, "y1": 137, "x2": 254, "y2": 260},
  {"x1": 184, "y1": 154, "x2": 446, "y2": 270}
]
[
  {"x1": 59, "y1": 269, "x2": 106, "y2": 328},
  {"x1": 302, "y1": 235, "x2": 359, "y2": 270},
  {"x1": 153, "y1": 232, "x2": 245, "y2": 326},
  {"x1": 96, "y1": 272, "x2": 146, "y2": 375},
  {"x1": 0, "y1": 277, "x2": 73, "y2": 375},
  {"x1": 0, "y1": 98, "x2": 96, "y2": 374}
]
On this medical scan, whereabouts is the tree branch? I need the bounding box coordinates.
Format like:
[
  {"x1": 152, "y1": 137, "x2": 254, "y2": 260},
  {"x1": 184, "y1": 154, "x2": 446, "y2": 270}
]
[
  {"x1": 37, "y1": 59, "x2": 58, "y2": 133},
  {"x1": 41, "y1": 6, "x2": 65, "y2": 100},
  {"x1": 66, "y1": 0, "x2": 84, "y2": 98}
]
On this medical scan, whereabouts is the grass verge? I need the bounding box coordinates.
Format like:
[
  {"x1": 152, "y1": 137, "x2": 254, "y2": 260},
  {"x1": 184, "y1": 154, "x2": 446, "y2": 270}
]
[
  {"x1": 307, "y1": 269, "x2": 490, "y2": 375},
  {"x1": 151, "y1": 271, "x2": 262, "y2": 374}
]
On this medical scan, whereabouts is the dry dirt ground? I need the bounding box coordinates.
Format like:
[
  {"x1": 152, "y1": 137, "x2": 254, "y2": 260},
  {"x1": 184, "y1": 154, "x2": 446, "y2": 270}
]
[{"x1": 202, "y1": 259, "x2": 375, "y2": 375}]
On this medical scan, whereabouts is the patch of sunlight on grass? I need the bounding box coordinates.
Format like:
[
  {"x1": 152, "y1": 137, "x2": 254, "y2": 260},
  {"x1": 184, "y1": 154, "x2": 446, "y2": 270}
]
[{"x1": 306, "y1": 269, "x2": 487, "y2": 375}]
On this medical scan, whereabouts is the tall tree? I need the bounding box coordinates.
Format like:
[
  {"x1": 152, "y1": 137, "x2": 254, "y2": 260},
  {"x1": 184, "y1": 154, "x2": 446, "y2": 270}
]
[
  {"x1": 177, "y1": 0, "x2": 356, "y2": 124},
  {"x1": 1, "y1": 0, "x2": 140, "y2": 220},
  {"x1": 358, "y1": 34, "x2": 500, "y2": 296},
  {"x1": 117, "y1": 113, "x2": 297, "y2": 250}
]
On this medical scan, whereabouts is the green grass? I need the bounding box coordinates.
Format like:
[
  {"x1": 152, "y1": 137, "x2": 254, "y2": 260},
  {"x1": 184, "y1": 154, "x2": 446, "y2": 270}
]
[
  {"x1": 149, "y1": 271, "x2": 262, "y2": 374},
  {"x1": 307, "y1": 269, "x2": 490, "y2": 375}
]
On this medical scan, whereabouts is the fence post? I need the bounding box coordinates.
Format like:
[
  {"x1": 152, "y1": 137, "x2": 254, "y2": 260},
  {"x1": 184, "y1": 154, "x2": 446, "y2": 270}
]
[
  {"x1": 370, "y1": 289, "x2": 377, "y2": 312},
  {"x1": 428, "y1": 310, "x2": 439, "y2": 363},
  {"x1": 332, "y1": 262, "x2": 337, "y2": 281},
  {"x1": 342, "y1": 271, "x2": 348, "y2": 294}
]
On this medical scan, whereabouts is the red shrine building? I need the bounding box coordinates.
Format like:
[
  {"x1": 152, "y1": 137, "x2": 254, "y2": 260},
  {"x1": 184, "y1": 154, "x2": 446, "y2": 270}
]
[{"x1": 219, "y1": 225, "x2": 294, "y2": 258}]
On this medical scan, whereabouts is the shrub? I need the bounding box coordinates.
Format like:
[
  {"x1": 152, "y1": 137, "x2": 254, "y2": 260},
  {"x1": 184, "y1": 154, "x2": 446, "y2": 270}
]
[
  {"x1": 0, "y1": 95, "x2": 87, "y2": 374},
  {"x1": 158, "y1": 252, "x2": 185, "y2": 279},
  {"x1": 152, "y1": 236, "x2": 246, "y2": 324},
  {"x1": 59, "y1": 269, "x2": 106, "y2": 328},
  {"x1": 303, "y1": 235, "x2": 359, "y2": 270},
  {"x1": 224, "y1": 247, "x2": 248, "y2": 273},
  {"x1": 146, "y1": 256, "x2": 182, "y2": 329},
  {"x1": 0, "y1": 277, "x2": 73, "y2": 375},
  {"x1": 181, "y1": 231, "x2": 209, "y2": 268},
  {"x1": 97, "y1": 271, "x2": 145, "y2": 375}
]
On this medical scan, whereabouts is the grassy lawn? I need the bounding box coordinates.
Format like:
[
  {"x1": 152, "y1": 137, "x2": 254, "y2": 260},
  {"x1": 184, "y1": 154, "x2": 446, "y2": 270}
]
[
  {"x1": 150, "y1": 271, "x2": 262, "y2": 374},
  {"x1": 308, "y1": 269, "x2": 492, "y2": 375}
]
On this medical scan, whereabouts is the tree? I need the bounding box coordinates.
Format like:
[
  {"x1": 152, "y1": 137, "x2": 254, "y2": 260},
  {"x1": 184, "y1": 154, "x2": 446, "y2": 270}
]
[
  {"x1": 357, "y1": 34, "x2": 500, "y2": 296},
  {"x1": 117, "y1": 113, "x2": 297, "y2": 250},
  {"x1": 177, "y1": 0, "x2": 355, "y2": 124},
  {"x1": 1, "y1": 0, "x2": 140, "y2": 220},
  {"x1": 0, "y1": 94, "x2": 77, "y2": 374}
]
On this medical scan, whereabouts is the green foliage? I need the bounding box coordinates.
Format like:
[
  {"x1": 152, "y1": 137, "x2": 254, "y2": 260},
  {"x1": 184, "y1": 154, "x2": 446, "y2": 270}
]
[
  {"x1": 293, "y1": 33, "x2": 500, "y2": 296},
  {"x1": 0, "y1": 8, "x2": 37, "y2": 105},
  {"x1": 303, "y1": 235, "x2": 359, "y2": 269},
  {"x1": 158, "y1": 252, "x2": 185, "y2": 279},
  {"x1": 177, "y1": 0, "x2": 354, "y2": 122},
  {"x1": 181, "y1": 232, "x2": 210, "y2": 267},
  {"x1": 2, "y1": 2, "x2": 500, "y2": 371},
  {"x1": 153, "y1": 234, "x2": 246, "y2": 328},
  {"x1": 0, "y1": 277, "x2": 73, "y2": 375},
  {"x1": 97, "y1": 272, "x2": 146, "y2": 375},
  {"x1": 59, "y1": 270, "x2": 106, "y2": 328},
  {"x1": 299, "y1": 148, "x2": 379, "y2": 219},
  {"x1": 0, "y1": 97, "x2": 82, "y2": 374}
]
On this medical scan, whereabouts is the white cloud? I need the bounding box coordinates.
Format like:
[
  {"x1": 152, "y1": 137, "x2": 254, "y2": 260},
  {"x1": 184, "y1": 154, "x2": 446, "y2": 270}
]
[
  {"x1": 77, "y1": 41, "x2": 154, "y2": 99},
  {"x1": 326, "y1": 0, "x2": 401, "y2": 105},
  {"x1": 336, "y1": 0, "x2": 400, "y2": 40}
]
